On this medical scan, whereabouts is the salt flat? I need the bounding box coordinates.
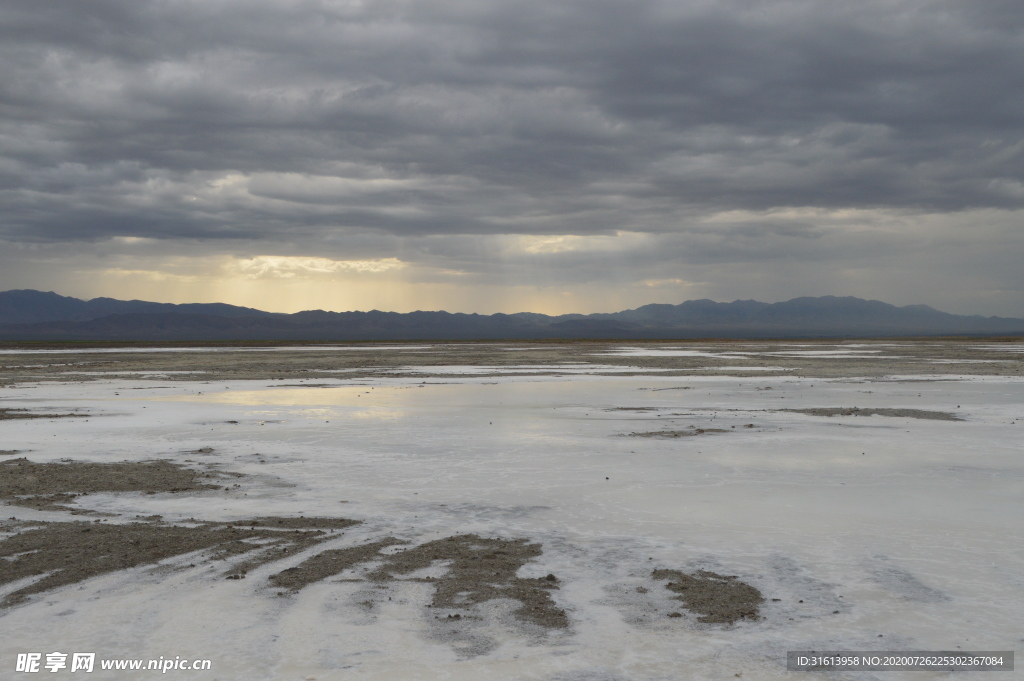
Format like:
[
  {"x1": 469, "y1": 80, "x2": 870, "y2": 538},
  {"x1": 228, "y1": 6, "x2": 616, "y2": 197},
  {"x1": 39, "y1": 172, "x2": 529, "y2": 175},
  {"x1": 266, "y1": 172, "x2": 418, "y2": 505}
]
[{"x1": 0, "y1": 340, "x2": 1021, "y2": 680}]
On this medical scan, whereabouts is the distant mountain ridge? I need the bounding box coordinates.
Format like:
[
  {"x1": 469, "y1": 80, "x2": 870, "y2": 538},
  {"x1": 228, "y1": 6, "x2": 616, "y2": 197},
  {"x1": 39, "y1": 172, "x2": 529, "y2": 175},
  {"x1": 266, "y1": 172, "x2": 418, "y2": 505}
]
[
  {"x1": 0, "y1": 289, "x2": 271, "y2": 325},
  {"x1": 0, "y1": 289, "x2": 1022, "y2": 340}
]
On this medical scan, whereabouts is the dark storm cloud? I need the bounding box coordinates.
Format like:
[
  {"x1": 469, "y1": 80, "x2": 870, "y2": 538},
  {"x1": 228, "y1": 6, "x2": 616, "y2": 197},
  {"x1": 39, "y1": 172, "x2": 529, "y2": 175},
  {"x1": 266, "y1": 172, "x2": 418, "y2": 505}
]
[{"x1": 1, "y1": 0, "x2": 1023, "y2": 246}]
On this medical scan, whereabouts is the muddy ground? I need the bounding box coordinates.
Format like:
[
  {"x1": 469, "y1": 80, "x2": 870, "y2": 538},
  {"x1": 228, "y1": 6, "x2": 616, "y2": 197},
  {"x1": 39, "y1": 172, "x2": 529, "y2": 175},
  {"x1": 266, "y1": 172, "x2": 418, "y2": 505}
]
[
  {"x1": 366, "y1": 534, "x2": 568, "y2": 628},
  {"x1": 0, "y1": 455, "x2": 764, "y2": 633},
  {"x1": 0, "y1": 457, "x2": 230, "y2": 511},
  {"x1": 0, "y1": 408, "x2": 87, "y2": 420},
  {"x1": 782, "y1": 407, "x2": 962, "y2": 420},
  {"x1": 1, "y1": 509, "x2": 764, "y2": 632},
  {"x1": 652, "y1": 569, "x2": 765, "y2": 624},
  {"x1": 0, "y1": 517, "x2": 356, "y2": 607},
  {"x1": 0, "y1": 339, "x2": 1021, "y2": 386},
  {"x1": 0, "y1": 456, "x2": 573, "y2": 628},
  {"x1": 268, "y1": 537, "x2": 408, "y2": 591},
  {"x1": 628, "y1": 427, "x2": 730, "y2": 438}
]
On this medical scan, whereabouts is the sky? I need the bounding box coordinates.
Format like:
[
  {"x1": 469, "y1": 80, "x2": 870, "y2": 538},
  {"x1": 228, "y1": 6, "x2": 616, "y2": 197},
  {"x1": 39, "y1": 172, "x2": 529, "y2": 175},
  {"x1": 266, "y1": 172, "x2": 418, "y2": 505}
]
[{"x1": 1, "y1": 0, "x2": 1023, "y2": 316}]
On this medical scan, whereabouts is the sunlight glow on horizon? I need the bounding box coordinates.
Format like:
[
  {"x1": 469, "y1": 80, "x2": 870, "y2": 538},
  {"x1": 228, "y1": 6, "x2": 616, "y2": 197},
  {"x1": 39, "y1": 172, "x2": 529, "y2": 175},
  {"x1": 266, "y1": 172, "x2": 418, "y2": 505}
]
[{"x1": 59, "y1": 251, "x2": 700, "y2": 315}]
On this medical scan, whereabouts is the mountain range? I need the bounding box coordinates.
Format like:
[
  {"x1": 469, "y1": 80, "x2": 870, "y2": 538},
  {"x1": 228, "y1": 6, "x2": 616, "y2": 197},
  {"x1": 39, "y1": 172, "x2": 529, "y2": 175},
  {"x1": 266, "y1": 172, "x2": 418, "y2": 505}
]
[{"x1": 1, "y1": 289, "x2": 1022, "y2": 341}]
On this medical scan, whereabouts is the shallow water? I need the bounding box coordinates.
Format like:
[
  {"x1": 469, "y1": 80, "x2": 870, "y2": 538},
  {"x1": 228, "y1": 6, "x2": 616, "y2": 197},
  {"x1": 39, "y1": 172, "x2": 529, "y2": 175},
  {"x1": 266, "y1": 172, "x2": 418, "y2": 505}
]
[{"x1": 0, "y1": 358, "x2": 1021, "y2": 680}]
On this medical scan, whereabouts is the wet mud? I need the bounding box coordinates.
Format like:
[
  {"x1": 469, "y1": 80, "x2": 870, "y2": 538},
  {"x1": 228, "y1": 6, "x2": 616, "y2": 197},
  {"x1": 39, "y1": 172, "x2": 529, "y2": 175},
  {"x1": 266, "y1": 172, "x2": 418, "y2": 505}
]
[
  {"x1": 367, "y1": 535, "x2": 568, "y2": 629},
  {"x1": 0, "y1": 456, "x2": 568, "y2": 627},
  {"x1": 0, "y1": 457, "x2": 227, "y2": 511},
  {"x1": 269, "y1": 537, "x2": 406, "y2": 590},
  {"x1": 606, "y1": 407, "x2": 661, "y2": 412},
  {"x1": 0, "y1": 517, "x2": 359, "y2": 607},
  {"x1": 0, "y1": 408, "x2": 87, "y2": 420},
  {"x1": 241, "y1": 517, "x2": 359, "y2": 531},
  {"x1": 0, "y1": 519, "x2": 568, "y2": 630},
  {"x1": 782, "y1": 407, "x2": 962, "y2": 421},
  {"x1": 652, "y1": 569, "x2": 764, "y2": 624},
  {"x1": 628, "y1": 427, "x2": 729, "y2": 438}
]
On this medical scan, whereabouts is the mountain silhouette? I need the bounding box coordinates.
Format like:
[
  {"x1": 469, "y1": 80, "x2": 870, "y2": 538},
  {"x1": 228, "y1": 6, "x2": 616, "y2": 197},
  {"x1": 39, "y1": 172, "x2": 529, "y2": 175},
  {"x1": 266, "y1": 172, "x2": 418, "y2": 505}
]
[{"x1": 0, "y1": 290, "x2": 1022, "y2": 340}]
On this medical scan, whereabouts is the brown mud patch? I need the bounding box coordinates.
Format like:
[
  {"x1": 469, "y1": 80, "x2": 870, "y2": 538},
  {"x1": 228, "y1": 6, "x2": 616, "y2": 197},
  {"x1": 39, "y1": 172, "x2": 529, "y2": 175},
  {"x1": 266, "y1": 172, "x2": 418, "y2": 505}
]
[
  {"x1": 0, "y1": 408, "x2": 88, "y2": 421},
  {"x1": 652, "y1": 569, "x2": 764, "y2": 624},
  {"x1": 0, "y1": 518, "x2": 567, "y2": 631},
  {"x1": 0, "y1": 457, "x2": 229, "y2": 511},
  {"x1": 0, "y1": 450, "x2": 20, "y2": 456},
  {"x1": 627, "y1": 427, "x2": 729, "y2": 438},
  {"x1": 269, "y1": 537, "x2": 406, "y2": 591},
  {"x1": 0, "y1": 517, "x2": 358, "y2": 606},
  {"x1": 223, "y1": 517, "x2": 361, "y2": 579},
  {"x1": 368, "y1": 534, "x2": 568, "y2": 629},
  {"x1": 271, "y1": 533, "x2": 568, "y2": 629},
  {"x1": 606, "y1": 407, "x2": 661, "y2": 412},
  {"x1": 783, "y1": 407, "x2": 962, "y2": 421},
  {"x1": 242, "y1": 517, "x2": 358, "y2": 530}
]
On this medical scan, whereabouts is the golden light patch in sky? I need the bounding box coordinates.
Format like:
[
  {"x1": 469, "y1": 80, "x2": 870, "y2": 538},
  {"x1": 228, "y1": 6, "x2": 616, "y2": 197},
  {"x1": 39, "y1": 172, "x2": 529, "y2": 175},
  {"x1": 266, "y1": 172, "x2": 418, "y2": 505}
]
[
  {"x1": 70, "y1": 251, "x2": 695, "y2": 316},
  {"x1": 233, "y1": 256, "x2": 406, "y2": 278}
]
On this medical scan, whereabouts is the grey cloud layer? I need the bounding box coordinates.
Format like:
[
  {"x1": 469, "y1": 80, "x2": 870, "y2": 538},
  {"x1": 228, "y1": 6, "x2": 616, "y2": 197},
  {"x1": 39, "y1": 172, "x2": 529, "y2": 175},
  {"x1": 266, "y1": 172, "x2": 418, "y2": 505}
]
[{"x1": 1, "y1": 0, "x2": 1023, "y2": 249}]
